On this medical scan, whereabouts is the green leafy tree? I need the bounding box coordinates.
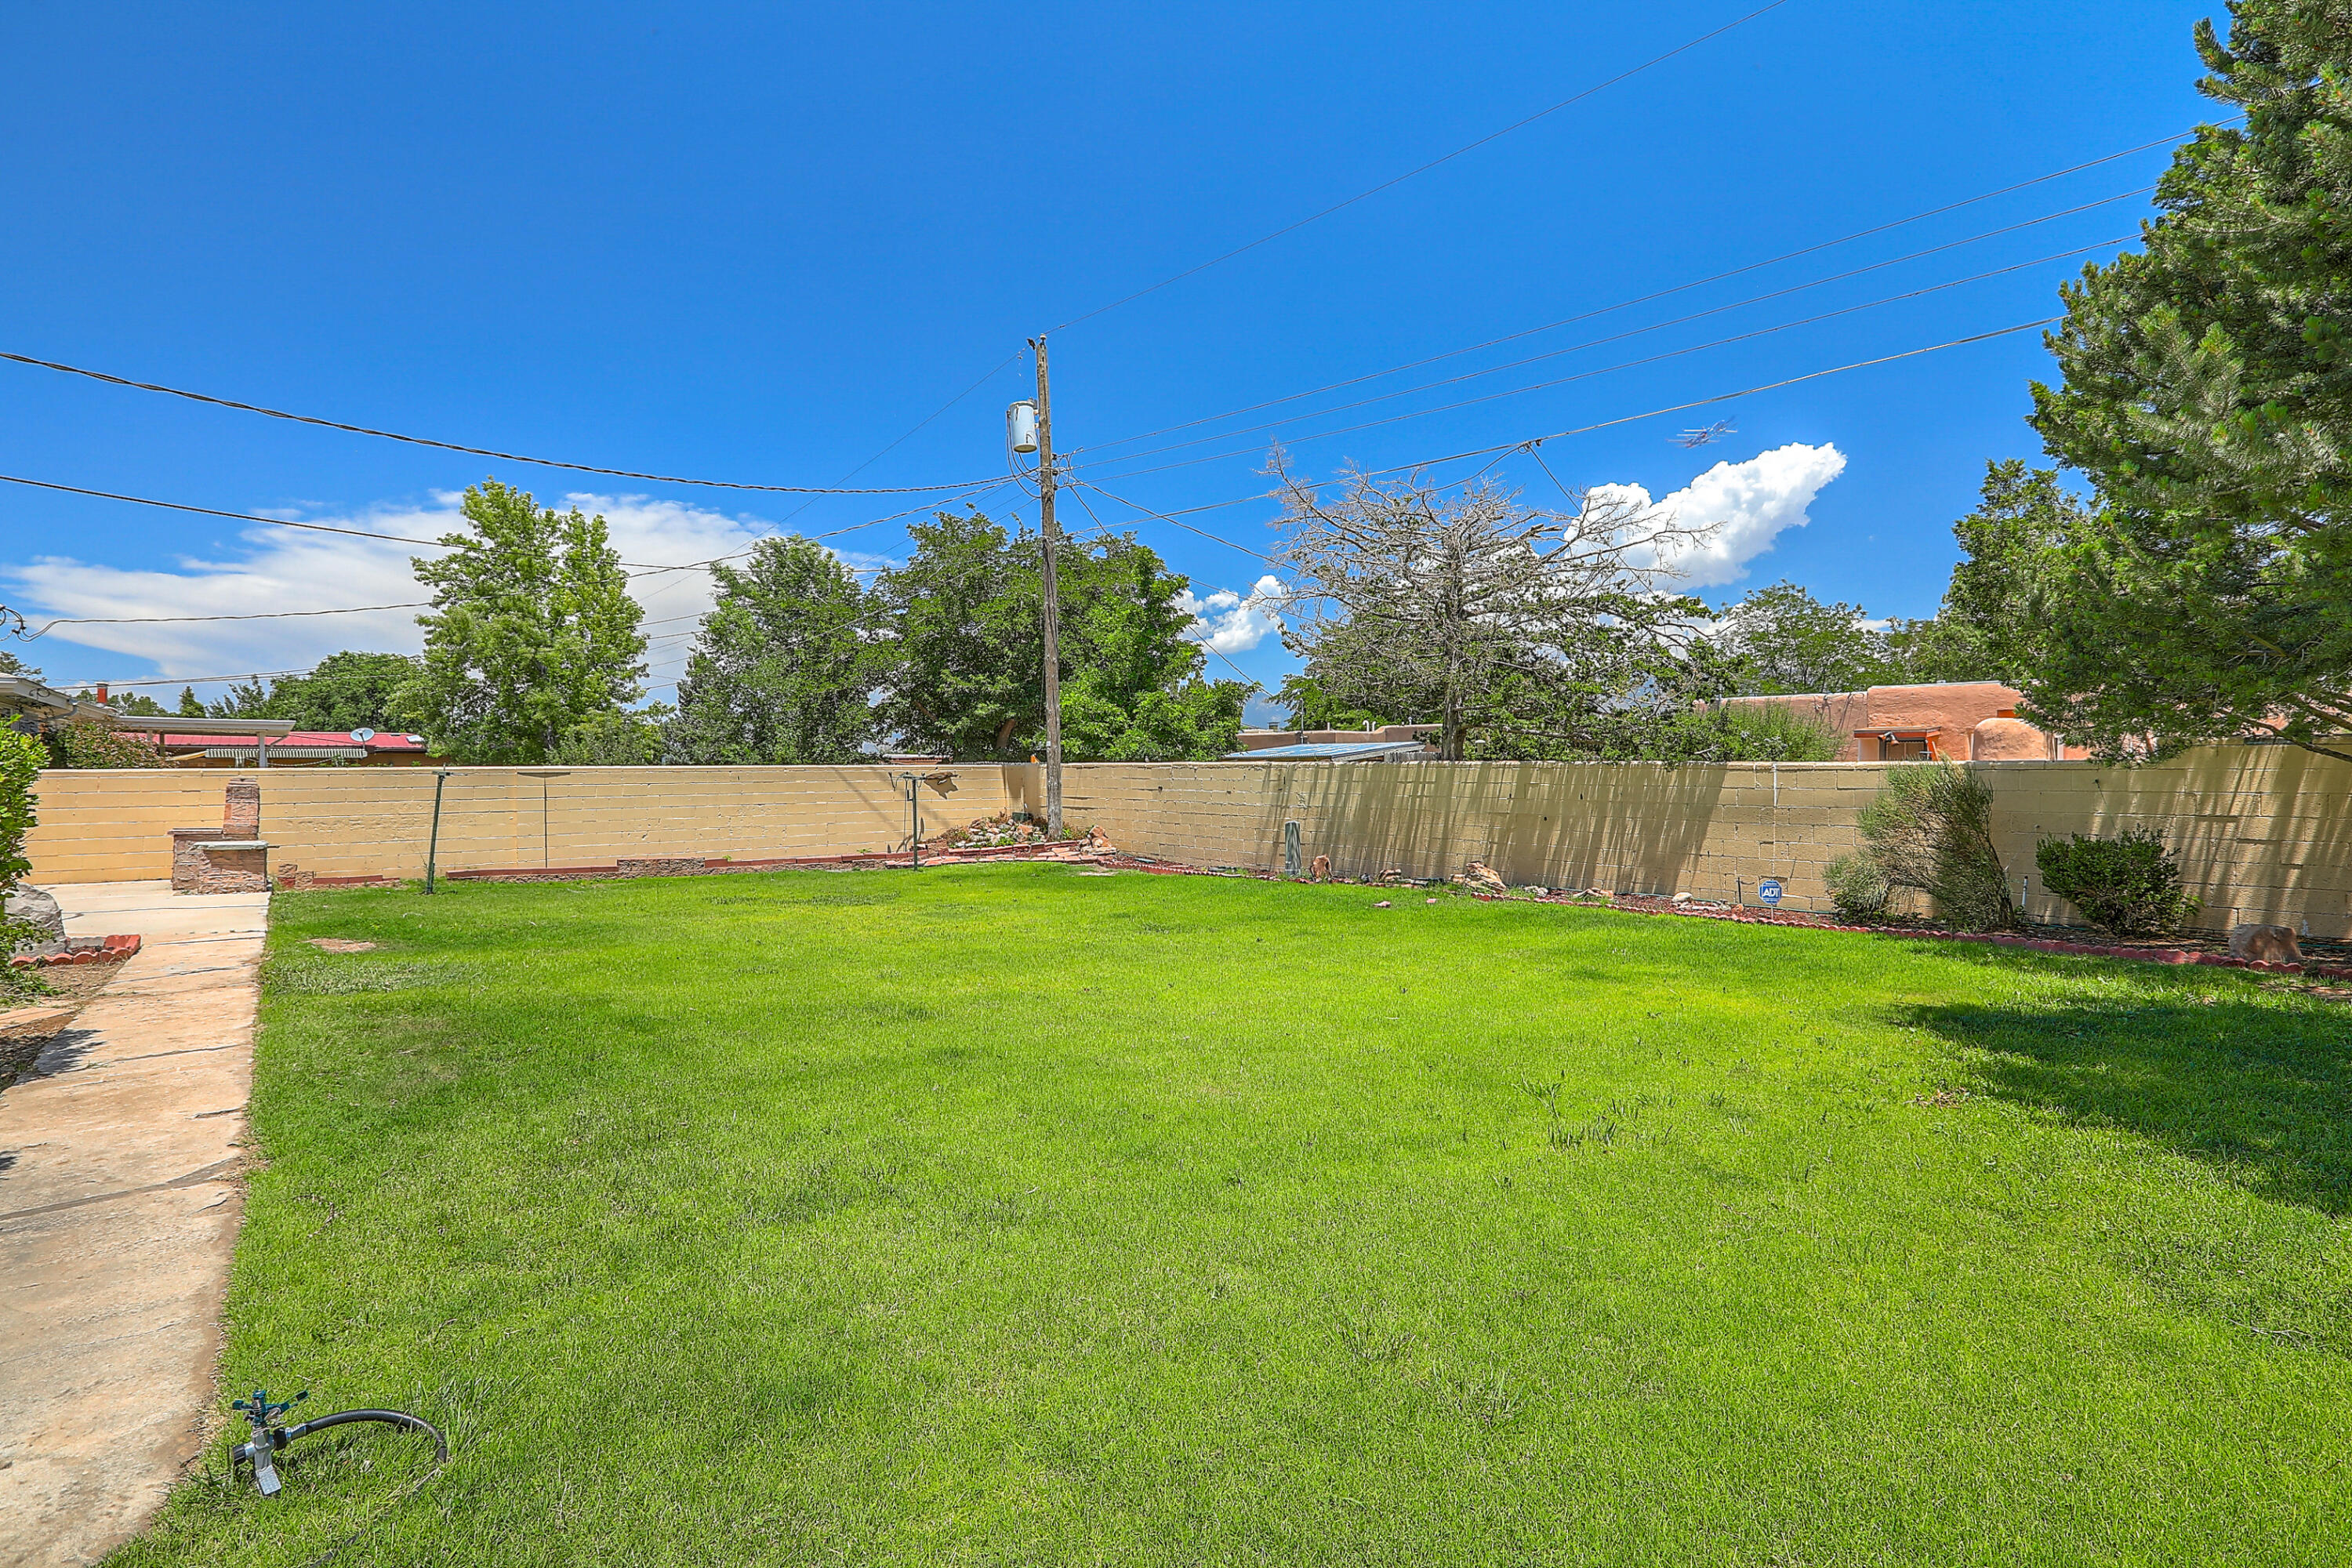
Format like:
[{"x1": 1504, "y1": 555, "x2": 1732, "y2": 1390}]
[
  {"x1": 218, "y1": 652, "x2": 421, "y2": 731},
  {"x1": 667, "y1": 538, "x2": 882, "y2": 764},
  {"x1": 1277, "y1": 621, "x2": 1444, "y2": 731},
  {"x1": 397, "y1": 481, "x2": 647, "y2": 764},
  {"x1": 205, "y1": 679, "x2": 270, "y2": 718},
  {"x1": 176, "y1": 686, "x2": 205, "y2": 717},
  {"x1": 1712, "y1": 580, "x2": 1892, "y2": 695},
  {"x1": 552, "y1": 703, "x2": 673, "y2": 765},
  {"x1": 874, "y1": 511, "x2": 1248, "y2": 760},
  {"x1": 0, "y1": 650, "x2": 40, "y2": 679},
  {"x1": 2022, "y1": 0, "x2": 2352, "y2": 759},
  {"x1": 114, "y1": 693, "x2": 169, "y2": 717}
]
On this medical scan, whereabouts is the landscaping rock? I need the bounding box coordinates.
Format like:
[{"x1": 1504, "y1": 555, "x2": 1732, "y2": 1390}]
[
  {"x1": 1458, "y1": 862, "x2": 1507, "y2": 895},
  {"x1": 5, "y1": 887, "x2": 64, "y2": 949},
  {"x1": 2230, "y1": 923, "x2": 2303, "y2": 964}
]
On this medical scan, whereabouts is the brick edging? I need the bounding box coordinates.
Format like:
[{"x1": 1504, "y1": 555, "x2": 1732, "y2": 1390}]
[{"x1": 8, "y1": 935, "x2": 141, "y2": 971}]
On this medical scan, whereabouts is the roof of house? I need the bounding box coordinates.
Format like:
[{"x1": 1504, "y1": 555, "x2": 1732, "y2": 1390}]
[
  {"x1": 1221, "y1": 740, "x2": 1429, "y2": 762},
  {"x1": 147, "y1": 729, "x2": 434, "y2": 753}
]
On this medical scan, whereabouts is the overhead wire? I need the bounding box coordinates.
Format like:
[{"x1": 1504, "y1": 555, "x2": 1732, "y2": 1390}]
[
  {"x1": 0, "y1": 350, "x2": 999, "y2": 495},
  {"x1": 1079, "y1": 242, "x2": 2119, "y2": 482},
  {"x1": 23, "y1": 602, "x2": 429, "y2": 638},
  {"x1": 1073, "y1": 318, "x2": 2060, "y2": 528},
  {"x1": 1077, "y1": 226, "x2": 2133, "y2": 477},
  {"x1": 1041, "y1": 0, "x2": 1796, "y2": 336},
  {"x1": 1064, "y1": 121, "x2": 2223, "y2": 458},
  {"x1": 1069, "y1": 188, "x2": 2151, "y2": 467},
  {"x1": 1063, "y1": 481, "x2": 1275, "y2": 691}
]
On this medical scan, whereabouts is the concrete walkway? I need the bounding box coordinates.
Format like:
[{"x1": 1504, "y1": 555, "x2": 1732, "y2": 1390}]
[{"x1": 0, "y1": 882, "x2": 269, "y2": 1568}]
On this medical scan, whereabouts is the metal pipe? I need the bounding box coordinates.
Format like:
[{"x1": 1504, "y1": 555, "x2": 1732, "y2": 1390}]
[{"x1": 424, "y1": 769, "x2": 452, "y2": 894}]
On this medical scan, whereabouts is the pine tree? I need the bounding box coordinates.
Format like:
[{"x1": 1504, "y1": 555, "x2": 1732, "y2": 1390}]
[{"x1": 2023, "y1": 0, "x2": 2352, "y2": 758}]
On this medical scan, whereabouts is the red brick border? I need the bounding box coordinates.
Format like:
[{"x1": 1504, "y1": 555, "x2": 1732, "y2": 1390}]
[{"x1": 9, "y1": 935, "x2": 140, "y2": 971}]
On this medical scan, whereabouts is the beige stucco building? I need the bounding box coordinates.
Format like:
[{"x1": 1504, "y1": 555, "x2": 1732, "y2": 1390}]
[{"x1": 1720, "y1": 681, "x2": 2086, "y2": 763}]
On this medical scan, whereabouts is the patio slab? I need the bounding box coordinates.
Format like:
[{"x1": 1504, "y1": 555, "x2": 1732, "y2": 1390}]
[{"x1": 0, "y1": 880, "x2": 270, "y2": 1568}]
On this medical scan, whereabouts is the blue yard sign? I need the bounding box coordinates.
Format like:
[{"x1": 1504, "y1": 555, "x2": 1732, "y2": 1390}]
[{"x1": 1756, "y1": 878, "x2": 1784, "y2": 906}]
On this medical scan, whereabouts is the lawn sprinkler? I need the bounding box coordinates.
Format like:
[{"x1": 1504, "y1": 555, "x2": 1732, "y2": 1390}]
[{"x1": 230, "y1": 1387, "x2": 448, "y2": 1497}]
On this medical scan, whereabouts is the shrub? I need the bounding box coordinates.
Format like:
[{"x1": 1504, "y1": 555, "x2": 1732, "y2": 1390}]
[
  {"x1": 1853, "y1": 764, "x2": 2015, "y2": 931},
  {"x1": 2034, "y1": 826, "x2": 2200, "y2": 935},
  {"x1": 45, "y1": 717, "x2": 168, "y2": 768},
  {"x1": 1669, "y1": 704, "x2": 1845, "y2": 763},
  {"x1": 1824, "y1": 851, "x2": 1891, "y2": 920},
  {"x1": 0, "y1": 728, "x2": 37, "y2": 894},
  {"x1": 2, "y1": 728, "x2": 53, "y2": 987}
]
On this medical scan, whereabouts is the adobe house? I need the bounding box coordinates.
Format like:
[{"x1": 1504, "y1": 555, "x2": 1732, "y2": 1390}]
[{"x1": 1719, "y1": 682, "x2": 2087, "y2": 763}]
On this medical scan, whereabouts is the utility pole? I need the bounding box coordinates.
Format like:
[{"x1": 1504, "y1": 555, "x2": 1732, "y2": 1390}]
[{"x1": 1029, "y1": 336, "x2": 1065, "y2": 837}]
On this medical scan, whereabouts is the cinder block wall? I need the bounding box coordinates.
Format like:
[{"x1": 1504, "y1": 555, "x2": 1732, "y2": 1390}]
[
  {"x1": 27, "y1": 765, "x2": 1027, "y2": 884},
  {"x1": 27, "y1": 748, "x2": 2352, "y2": 936},
  {"x1": 1055, "y1": 746, "x2": 2352, "y2": 937}
]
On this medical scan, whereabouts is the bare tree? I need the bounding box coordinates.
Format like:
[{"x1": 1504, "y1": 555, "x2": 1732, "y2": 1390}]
[{"x1": 1271, "y1": 452, "x2": 1719, "y2": 760}]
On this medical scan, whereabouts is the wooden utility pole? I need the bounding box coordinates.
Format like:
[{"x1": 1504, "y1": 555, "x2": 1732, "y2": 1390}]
[{"x1": 1030, "y1": 336, "x2": 1065, "y2": 837}]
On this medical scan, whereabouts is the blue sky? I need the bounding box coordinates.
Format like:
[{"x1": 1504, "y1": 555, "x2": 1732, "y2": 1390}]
[{"x1": 0, "y1": 1, "x2": 2216, "y2": 713}]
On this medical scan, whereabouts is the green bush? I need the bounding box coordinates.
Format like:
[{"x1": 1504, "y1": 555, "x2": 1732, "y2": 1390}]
[
  {"x1": 2, "y1": 728, "x2": 53, "y2": 987},
  {"x1": 2034, "y1": 826, "x2": 2200, "y2": 935},
  {"x1": 0, "y1": 728, "x2": 37, "y2": 893},
  {"x1": 1824, "y1": 851, "x2": 1891, "y2": 920},
  {"x1": 45, "y1": 717, "x2": 168, "y2": 768},
  {"x1": 1853, "y1": 764, "x2": 2015, "y2": 931}
]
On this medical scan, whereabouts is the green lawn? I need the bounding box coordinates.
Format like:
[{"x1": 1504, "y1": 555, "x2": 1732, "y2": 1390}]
[{"x1": 117, "y1": 863, "x2": 2352, "y2": 1566}]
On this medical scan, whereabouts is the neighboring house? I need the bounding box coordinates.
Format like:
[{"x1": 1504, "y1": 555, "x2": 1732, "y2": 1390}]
[
  {"x1": 1234, "y1": 724, "x2": 1440, "y2": 753},
  {"x1": 140, "y1": 729, "x2": 445, "y2": 768},
  {"x1": 1718, "y1": 681, "x2": 2086, "y2": 763},
  {"x1": 0, "y1": 673, "x2": 89, "y2": 728}
]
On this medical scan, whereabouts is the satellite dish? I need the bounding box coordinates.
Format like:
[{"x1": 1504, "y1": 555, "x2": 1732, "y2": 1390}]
[{"x1": 350, "y1": 728, "x2": 377, "y2": 743}]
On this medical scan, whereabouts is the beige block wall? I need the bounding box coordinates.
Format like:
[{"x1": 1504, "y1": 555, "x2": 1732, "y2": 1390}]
[
  {"x1": 1054, "y1": 746, "x2": 2352, "y2": 938},
  {"x1": 27, "y1": 765, "x2": 1026, "y2": 885},
  {"x1": 28, "y1": 748, "x2": 2352, "y2": 937}
]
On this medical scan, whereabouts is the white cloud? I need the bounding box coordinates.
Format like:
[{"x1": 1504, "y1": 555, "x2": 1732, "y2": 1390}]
[
  {"x1": 1597, "y1": 441, "x2": 1847, "y2": 589},
  {"x1": 1178, "y1": 574, "x2": 1285, "y2": 655},
  {"x1": 2, "y1": 491, "x2": 832, "y2": 691}
]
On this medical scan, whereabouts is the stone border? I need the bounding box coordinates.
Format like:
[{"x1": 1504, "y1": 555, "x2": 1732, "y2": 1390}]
[
  {"x1": 1584, "y1": 895, "x2": 2352, "y2": 981},
  {"x1": 297, "y1": 839, "x2": 1113, "y2": 889}
]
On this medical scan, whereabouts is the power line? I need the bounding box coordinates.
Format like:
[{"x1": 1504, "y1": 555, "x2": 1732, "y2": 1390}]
[
  {"x1": 0, "y1": 473, "x2": 451, "y2": 546},
  {"x1": 1066, "y1": 122, "x2": 2220, "y2": 457},
  {"x1": 24, "y1": 602, "x2": 429, "y2": 638},
  {"x1": 0, "y1": 350, "x2": 998, "y2": 495},
  {"x1": 1044, "y1": 0, "x2": 1795, "y2": 336},
  {"x1": 1081, "y1": 318, "x2": 2060, "y2": 527},
  {"x1": 1071, "y1": 189, "x2": 2152, "y2": 464},
  {"x1": 1074, "y1": 480, "x2": 1286, "y2": 567},
  {"x1": 1082, "y1": 242, "x2": 2118, "y2": 482},
  {"x1": 1079, "y1": 223, "x2": 2135, "y2": 475},
  {"x1": 0, "y1": 467, "x2": 1007, "y2": 579},
  {"x1": 71, "y1": 666, "x2": 320, "y2": 691}
]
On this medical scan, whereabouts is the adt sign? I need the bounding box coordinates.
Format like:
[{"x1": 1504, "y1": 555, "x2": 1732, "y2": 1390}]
[{"x1": 1756, "y1": 877, "x2": 1784, "y2": 906}]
